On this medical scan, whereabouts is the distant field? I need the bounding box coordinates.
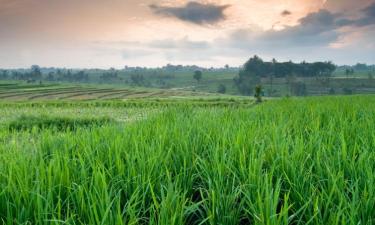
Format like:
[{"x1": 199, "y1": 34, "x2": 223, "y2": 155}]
[
  {"x1": 1, "y1": 95, "x2": 375, "y2": 224},
  {"x1": 0, "y1": 83, "x2": 222, "y2": 101},
  {"x1": 2, "y1": 69, "x2": 375, "y2": 97}
]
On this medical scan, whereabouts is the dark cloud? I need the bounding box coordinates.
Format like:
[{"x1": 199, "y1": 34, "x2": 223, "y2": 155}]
[
  {"x1": 256, "y1": 7, "x2": 375, "y2": 48},
  {"x1": 263, "y1": 10, "x2": 339, "y2": 47},
  {"x1": 224, "y1": 10, "x2": 341, "y2": 51},
  {"x1": 218, "y1": 5, "x2": 375, "y2": 64},
  {"x1": 281, "y1": 10, "x2": 292, "y2": 16},
  {"x1": 355, "y1": 2, "x2": 375, "y2": 26},
  {"x1": 149, "y1": 2, "x2": 230, "y2": 25},
  {"x1": 325, "y1": 2, "x2": 375, "y2": 27}
]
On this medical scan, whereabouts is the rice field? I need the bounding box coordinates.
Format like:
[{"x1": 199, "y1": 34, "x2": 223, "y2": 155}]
[
  {"x1": 0, "y1": 83, "x2": 214, "y2": 101},
  {"x1": 1, "y1": 94, "x2": 375, "y2": 224}
]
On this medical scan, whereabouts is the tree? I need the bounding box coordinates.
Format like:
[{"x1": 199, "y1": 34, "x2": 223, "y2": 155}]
[
  {"x1": 345, "y1": 68, "x2": 350, "y2": 78},
  {"x1": 47, "y1": 72, "x2": 55, "y2": 81},
  {"x1": 234, "y1": 56, "x2": 336, "y2": 95},
  {"x1": 234, "y1": 70, "x2": 261, "y2": 95},
  {"x1": 193, "y1": 70, "x2": 202, "y2": 82},
  {"x1": 31, "y1": 65, "x2": 42, "y2": 80},
  {"x1": 130, "y1": 73, "x2": 144, "y2": 86},
  {"x1": 0, "y1": 70, "x2": 8, "y2": 79},
  {"x1": 254, "y1": 85, "x2": 263, "y2": 103},
  {"x1": 217, "y1": 84, "x2": 226, "y2": 94},
  {"x1": 75, "y1": 71, "x2": 89, "y2": 82}
]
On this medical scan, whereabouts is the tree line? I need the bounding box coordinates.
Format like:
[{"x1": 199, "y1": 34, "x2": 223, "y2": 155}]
[{"x1": 234, "y1": 55, "x2": 336, "y2": 95}]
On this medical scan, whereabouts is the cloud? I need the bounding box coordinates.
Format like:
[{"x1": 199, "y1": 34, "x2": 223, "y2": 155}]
[
  {"x1": 355, "y1": 2, "x2": 375, "y2": 26},
  {"x1": 228, "y1": 10, "x2": 340, "y2": 49},
  {"x1": 281, "y1": 10, "x2": 292, "y2": 16},
  {"x1": 149, "y1": 2, "x2": 230, "y2": 25},
  {"x1": 323, "y1": 0, "x2": 374, "y2": 12},
  {"x1": 324, "y1": 1, "x2": 375, "y2": 27},
  {"x1": 226, "y1": 6, "x2": 375, "y2": 50},
  {"x1": 148, "y1": 37, "x2": 209, "y2": 49},
  {"x1": 122, "y1": 49, "x2": 156, "y2": 59}
]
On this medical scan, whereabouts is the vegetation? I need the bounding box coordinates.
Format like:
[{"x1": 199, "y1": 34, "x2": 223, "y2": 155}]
[
  {"x1": 234, "y1": 56, "x2": 336, "y2": 95},
  {"x1": 193, "y1": 70, "x2": 203, "y2": 82},
  {"x1": 1, "y1": 59, "x2": 375, "y2": 96},
  {"x1": 7, "y1": 115, "x2": 113, "y2": 131},
  {"x1": 254, "y1": 85, "x2": 263, "y2": 103},
  {"x1": 1, "y1": 96, "x2": 375, "y2": 224}
]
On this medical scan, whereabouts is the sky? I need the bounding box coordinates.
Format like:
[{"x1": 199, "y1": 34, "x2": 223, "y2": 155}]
[{"x1": 0, "y1": 0, "x2": 374, "y2": 68}]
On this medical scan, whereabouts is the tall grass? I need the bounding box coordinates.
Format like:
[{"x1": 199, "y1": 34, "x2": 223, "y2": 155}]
[{"x1": 1, "y1": 96, "x2": 375, "y2": 224}]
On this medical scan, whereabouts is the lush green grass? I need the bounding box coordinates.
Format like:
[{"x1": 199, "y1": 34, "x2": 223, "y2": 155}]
[
  {"x1": 1, "y1": 96, "x2": 375, "y2": 224},
  {"x1": 7, "y1": 115, "x2": 114, "y2": 131}
]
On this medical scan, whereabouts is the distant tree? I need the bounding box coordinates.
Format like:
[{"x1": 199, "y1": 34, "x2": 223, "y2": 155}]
[
  {"x1": 130, "y1": 73, "x2": 144, "y2": 85},
  {"x1": 345, "y1": 68, "x2": 355, "y2": 78},
  {"x1": 193, "y1": 70, "x2": 202, "y2": 82},
  {"x1": 217, "y1": 84, "x2": 226, "y2": 94},
  {"x1": 234, "y1": 70, "x2": 261, "y2": 95},
  {"x1": 47, "y1": 72, "x2": 55, "y2": 81},
  {"x1": 75, "y1": 71, "x2": 89, "y2": 82},
  {"x1": 354, "y1": 63, "x2": 368, "y2": 71},
  {"x1": 254, "y1": 85, "x2": 263, "y2": 103},
  {"x1": 100, "y1": 68, "x2": 118, "y2": 82},
  {"x1": 225, "y1": 64, "x2": 229, "y2": 70},
  {"x1": 31, "y1": 65, "x2": 42, "y2": 80},
  {"x1": 234, "y1": 56, "x2": 336, "y2": 95},
  {"x1": 345, "y1": 68, "x2": 350, "y2": 78},
  {"x1": 0, "y1": 70, "x2": 8, "y2": 79}
]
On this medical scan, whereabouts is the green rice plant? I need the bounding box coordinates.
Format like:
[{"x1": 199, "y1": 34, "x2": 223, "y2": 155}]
[
  {"x1": 0, "y1": 95, "x2": 375, "y2": 224},
  {"x1": 7, "y1": 115, "x2": 114, "y2": 131}
]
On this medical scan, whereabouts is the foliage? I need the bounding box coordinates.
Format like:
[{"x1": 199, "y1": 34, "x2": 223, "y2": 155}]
[
  {"x1": 234, "y1": 56, "x2": 336, "y2": 95},
  {"x1": 240, "y1": 55, "x2": 336, "y2": 78},
  {"x1": 130, "y1": 73, "x2": 145, "y2": 85},
  {"x1": 193, "y1": 70, "x2": 203, "y2": 82}
]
